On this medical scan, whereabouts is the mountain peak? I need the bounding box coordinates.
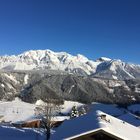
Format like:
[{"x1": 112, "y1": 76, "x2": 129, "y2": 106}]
[
  {"x1": 0, "y1": 50, "x2": 140, "y2": 80},
  {"x1": 96, "y1": 57, "x2": 111, "y2": 62}
]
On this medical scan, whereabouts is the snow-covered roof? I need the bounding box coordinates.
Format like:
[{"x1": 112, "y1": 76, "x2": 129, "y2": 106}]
[
  {"x1": 90, "y1": 102, "x2": 124, "y2": 116},
  {"x1": 0, "y1": 126, "x2": 45, "y2": 140},
  {"x1": 51, "y1": 110, "x2": 140, "y2": 140},
  {"x1": 128, "y1": 104, "x2": 140, "y2": 113},
  {"x1": 51, "y1": 116, "x2": 70, "y2": 122},
  {"x1": 118, "y1": 112, "x2": 140, "y2": 127}
]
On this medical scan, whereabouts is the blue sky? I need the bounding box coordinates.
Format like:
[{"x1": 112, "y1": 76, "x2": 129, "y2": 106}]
[{"x1": 0, "y1": 0, "x2": 140, "y2": 64}]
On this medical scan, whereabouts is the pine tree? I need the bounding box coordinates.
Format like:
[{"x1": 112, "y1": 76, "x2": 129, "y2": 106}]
[
  {"x1": 70, "y1": 106, "x2": 79, "y2": 118},
  {"x1": 79, "y1": 106, "x2": 86, "y2": 116}
]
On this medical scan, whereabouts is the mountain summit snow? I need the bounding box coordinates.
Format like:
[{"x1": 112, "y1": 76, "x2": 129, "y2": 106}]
[
  {"x1": 0, "y1": 50, "x2": 140, "y2": 104},
  {"x1": 0, "y1": 50, "x2": 140, "y2": 80}
]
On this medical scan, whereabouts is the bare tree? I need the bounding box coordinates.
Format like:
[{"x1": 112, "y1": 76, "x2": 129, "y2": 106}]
[{"x1": 35, "y1": 98, "x2": 61, "y2": 140}]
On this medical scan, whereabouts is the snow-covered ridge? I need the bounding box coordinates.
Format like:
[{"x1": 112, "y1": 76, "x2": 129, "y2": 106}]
[
  {"x1": 0, "y1": 50, "x2": 99, "y2": 74},
  {"x1": 0, "y1": 49, "x2": 140, "y2": 80}
]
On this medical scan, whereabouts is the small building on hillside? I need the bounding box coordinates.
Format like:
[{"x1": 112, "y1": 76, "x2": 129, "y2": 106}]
[
  {"x1": 12, "y1": 116, "x2": 69, "y2": 128},
  {"x1": 51, "y1": 110, "x2": 140, "y2": 140}
]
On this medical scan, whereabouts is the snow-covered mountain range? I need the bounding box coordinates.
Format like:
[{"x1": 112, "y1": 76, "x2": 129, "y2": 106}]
[
  {"x1": 0, "y1": 50, "x2": 140, "y2": 104},
  {"x1": 0, "y1": 50, "x2": 140, "y2": 80}
]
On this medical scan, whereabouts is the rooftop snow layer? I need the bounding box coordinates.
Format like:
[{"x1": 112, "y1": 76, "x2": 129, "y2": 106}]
[
  {"x1": 118, "y1": 113, "x2": 140, "y2": 127},
  {"x1": 0, "y1": 126, "x2": 45, "y2": 140},
  {"x1": 51, "y1": 110, "x2": 140, "y2": 140}
]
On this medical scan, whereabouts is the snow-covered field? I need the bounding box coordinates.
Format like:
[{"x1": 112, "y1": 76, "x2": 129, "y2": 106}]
[
  {"x1": 0, "y1": 99, "x2": 140, "y2": 126},
  {"x1": 0, "y1": 99, "x2": 83, "y2": 140},
  {"x1": 0, "y1": 98, "x2": 45, "y2": 140},
  {"x1": 0, "y1": 98, "x2": 140, "y2": 139},
  {"x1": 0, "y1": 99, "x2": 83, "y2": 124},
  {"x1": 0, "y1": 98, "x2": 35, "y2": 123},
  {"x1": 61, "y1": 101, "x2": 84, "y2": 114}
]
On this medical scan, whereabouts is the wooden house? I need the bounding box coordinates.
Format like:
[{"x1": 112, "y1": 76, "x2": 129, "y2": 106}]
[{"x1": 51, "y1": 110, "x2": 140, "y2": 140}]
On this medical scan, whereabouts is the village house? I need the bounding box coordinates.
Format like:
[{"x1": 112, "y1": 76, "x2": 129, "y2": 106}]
[
  {"x1": 12, "y1": 116, "x2": 69, "y2": 128},
  {"x1": 51, "y1": 110, "x2": 140, "y2": 140}
]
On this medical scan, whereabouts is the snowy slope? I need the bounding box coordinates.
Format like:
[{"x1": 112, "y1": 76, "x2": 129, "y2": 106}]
[
  {"x1": 0, "y1": 98, "x2": 140, "y2": 140},
  {"x1": 0, "y1": 98, "x2": 35, "y2": 123},
  {"x1": 0, "y1": 50, "x2": 140, "y2": 80},
  {"x1": 61, "y1": 101, "x2": 84, "y2": 114},
  {"x1": 0, "y1": 99, "x2": 83, "y2": 124},
  {"x1": 0, "y1": 98, "x2": 127, "y2": 123},
  {"x1": 35, "y1": 99, "x2": 84, "y2": 116}
]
